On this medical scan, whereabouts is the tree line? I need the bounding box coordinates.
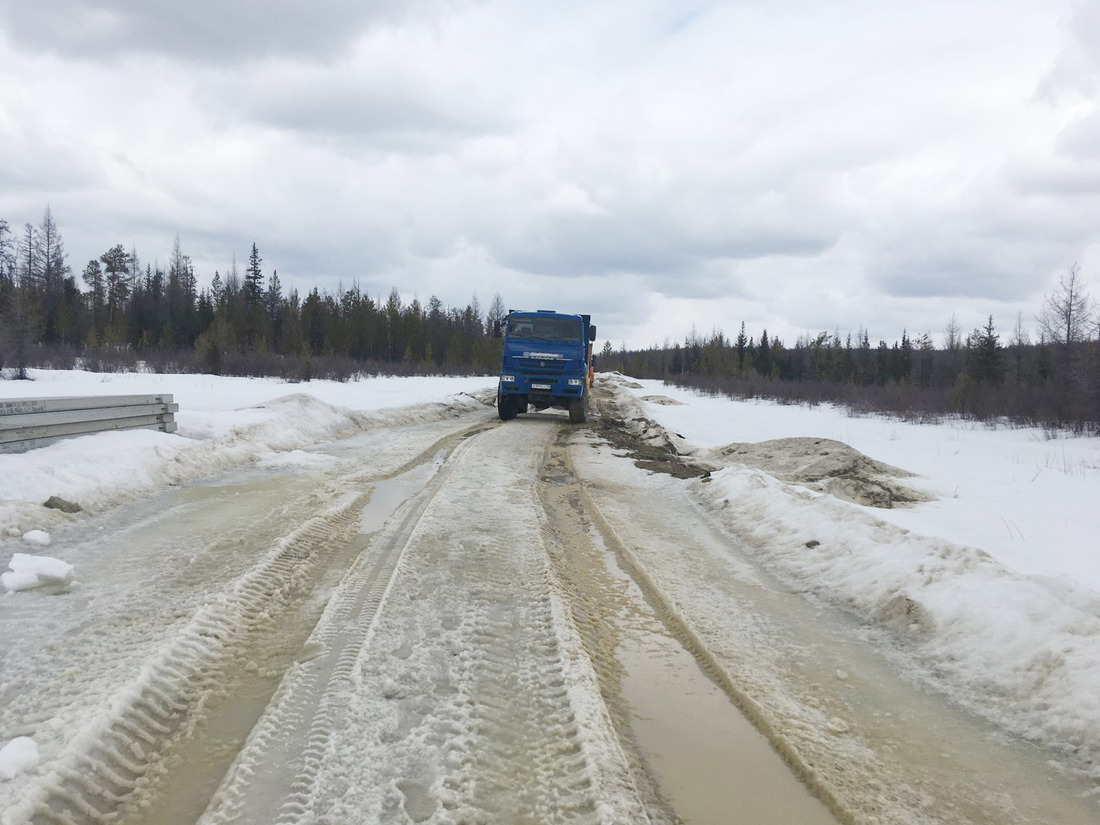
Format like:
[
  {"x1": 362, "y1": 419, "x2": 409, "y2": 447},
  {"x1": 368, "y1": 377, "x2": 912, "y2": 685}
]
[
  {"x1": 3, "y1": 207, "x2": 1099, "y2": 431},
  {"x1": 0, "y1": 209, "x2": 505, "y2": 381},
  {"x1": 605, "y1": 265, "x2": 1100, "y2": 432}
]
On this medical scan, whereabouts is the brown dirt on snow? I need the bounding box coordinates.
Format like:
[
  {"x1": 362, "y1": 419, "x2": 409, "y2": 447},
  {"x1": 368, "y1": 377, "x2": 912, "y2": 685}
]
[
  {"x1": 591, "y1": 378, "x2": 928, "y2": 506},
  {"x1": 590, "y1": 387, "x2": 708, "y2": 480},
  {"x1": 715, "y1": 437, "x2": 930, "y2": 509}
]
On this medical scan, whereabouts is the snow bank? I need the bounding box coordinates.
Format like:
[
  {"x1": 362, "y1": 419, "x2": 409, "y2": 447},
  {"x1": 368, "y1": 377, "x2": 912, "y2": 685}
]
[
  {"x1": 697, "y1": 466, "x2": 1100, "y2": 767},
  {"x1": 0, "y1": 370, "x2": 496, "y2": 536},
  {"x1": 604, "y1": 374, "x2": 1100, "y2": 774},
  {"x1": 2, "y1": 553, "x2": 74, "y2": 592}
]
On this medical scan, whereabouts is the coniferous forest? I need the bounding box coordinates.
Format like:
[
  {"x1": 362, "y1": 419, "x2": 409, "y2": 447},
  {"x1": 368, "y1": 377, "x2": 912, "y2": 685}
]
[
  {"x1": 607, "y1": 268, "x2": 1100, "y2": 432},
  {"x1": 2, "y1": 208, "x2": 1098, "y2": 432},
  {"x1": 0, "y1": 209, "x2": 505, "y2": 382}
]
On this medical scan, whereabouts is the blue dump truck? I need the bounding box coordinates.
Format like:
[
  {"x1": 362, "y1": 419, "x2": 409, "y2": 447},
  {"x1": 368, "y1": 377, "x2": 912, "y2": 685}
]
[{"x1": 492, "y1": 310, "x2": 597, "y2": 424}]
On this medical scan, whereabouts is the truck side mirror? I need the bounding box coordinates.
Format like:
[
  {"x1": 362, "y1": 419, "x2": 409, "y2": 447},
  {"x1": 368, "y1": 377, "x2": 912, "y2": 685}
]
[
  {"x1": 492, "y1": 320, "x2": 503, "y2": 339},
  {"x1": 589, "y1": 325, "x2": 597, "y2": 340}
]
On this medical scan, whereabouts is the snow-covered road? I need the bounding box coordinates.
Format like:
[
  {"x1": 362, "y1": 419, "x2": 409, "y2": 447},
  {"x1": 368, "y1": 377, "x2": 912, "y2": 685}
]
[
  {"x1": 199, "y1": 413, "x2": 662, "y2": 825},
  {"x1": 3, "y1": 397, "x2": 827, "y2": 825},
  {"x1": 2, "y1": 372, "x2": 1099, "y2": 824}
]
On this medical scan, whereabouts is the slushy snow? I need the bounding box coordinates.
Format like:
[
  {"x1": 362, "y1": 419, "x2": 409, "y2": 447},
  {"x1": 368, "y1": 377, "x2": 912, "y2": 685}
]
[
  {"x1": 2, "y1": 367, "x2": 1100, "y2": 794},
  {"x1": 610, "y1": 375, "x2": 1100, "y2": 775}
]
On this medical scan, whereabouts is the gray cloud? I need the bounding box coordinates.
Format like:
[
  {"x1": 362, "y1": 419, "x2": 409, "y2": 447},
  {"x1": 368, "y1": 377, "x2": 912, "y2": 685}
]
[
  {"x1": 2, "y1": 0, "x2": 449, "y2": 63},
  {"x1": 2, "y1": 0, "x2": 1098, "y2": 348},
  {"x1": 1038, "y1": 0, "x2": 1100, "y2": 101},
  {"x1": 215, "y1": 63, "x2": 515, "y2": 144}
]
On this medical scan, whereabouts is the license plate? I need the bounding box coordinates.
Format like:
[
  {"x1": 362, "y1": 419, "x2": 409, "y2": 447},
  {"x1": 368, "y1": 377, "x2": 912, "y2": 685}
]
[{"x1": 531, "y1": 383, "x2": 551, "y2": 390}]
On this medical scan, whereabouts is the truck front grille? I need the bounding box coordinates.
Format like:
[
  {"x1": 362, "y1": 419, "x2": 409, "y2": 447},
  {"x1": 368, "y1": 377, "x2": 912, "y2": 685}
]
[{"x1": 517, "y1": 358, "x2": 568, "y2": 374}]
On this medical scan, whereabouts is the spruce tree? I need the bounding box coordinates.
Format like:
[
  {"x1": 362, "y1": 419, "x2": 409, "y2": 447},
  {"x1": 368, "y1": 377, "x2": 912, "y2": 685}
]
[
  {"x1": 100, "y1": 244, "x2": 131, "y2": 327},
  {"x1": 734, "y1": 321, "x2": 747, "y2": 375},
  {"x1": 264, "y1": 269, "x2": 282, "y2": 322},
  {"x1": 244, "y1": 242, "x2": 264, "y2": 307},
  {"x1": 969, "y1": 315, "x2": 1004, "y2": 384}
]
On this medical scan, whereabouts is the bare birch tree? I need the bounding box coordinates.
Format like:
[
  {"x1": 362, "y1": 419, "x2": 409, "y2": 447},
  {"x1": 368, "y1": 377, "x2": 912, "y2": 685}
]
[{"x1": 1037, "y1": 263, "x2": 1094, "y2": 346}]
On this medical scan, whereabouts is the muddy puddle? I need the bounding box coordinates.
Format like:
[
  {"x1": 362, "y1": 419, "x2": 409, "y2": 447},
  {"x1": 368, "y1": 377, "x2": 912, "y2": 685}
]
[
  {"x1": 616, "y1": 589, "x2": 836, "y2": 825},
  {"x1": 539, "y1": 433, "x2": 837, "y2": 824},
  {"x1": 358, "y1": 448, "x2": 449, "y2": 534}
]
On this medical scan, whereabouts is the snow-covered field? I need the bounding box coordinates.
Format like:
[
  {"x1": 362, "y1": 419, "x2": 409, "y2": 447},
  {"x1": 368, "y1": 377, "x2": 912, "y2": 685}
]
[{"x1": 2, "y1": 367, "x2": 1100, "y2": 810}]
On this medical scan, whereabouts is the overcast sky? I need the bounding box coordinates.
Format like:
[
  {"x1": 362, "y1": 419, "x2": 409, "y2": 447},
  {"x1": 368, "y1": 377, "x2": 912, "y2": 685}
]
[{"x1": 2, "y1": 0, "x2": 1099, "y2": 348}]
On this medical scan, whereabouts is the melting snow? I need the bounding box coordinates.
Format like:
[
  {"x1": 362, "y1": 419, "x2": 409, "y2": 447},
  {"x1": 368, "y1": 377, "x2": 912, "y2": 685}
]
[{"x1": 608, "y1": 375, "x2": 1100, "y2": 775}]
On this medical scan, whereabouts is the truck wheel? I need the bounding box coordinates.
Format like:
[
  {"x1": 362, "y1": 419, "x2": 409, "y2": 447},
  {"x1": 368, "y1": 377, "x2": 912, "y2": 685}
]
[
  {"x1": 568, "y1": 395, "x2": 587, "y2": 424},
  {"x1": 498, "y1": 393, "x2": 518, "y2": 421}
]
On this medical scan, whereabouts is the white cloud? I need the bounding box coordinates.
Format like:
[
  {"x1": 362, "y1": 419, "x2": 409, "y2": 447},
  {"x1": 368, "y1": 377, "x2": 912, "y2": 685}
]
[{"x1": 2, "y1": 0, "x2": 1097, "y2": 348}]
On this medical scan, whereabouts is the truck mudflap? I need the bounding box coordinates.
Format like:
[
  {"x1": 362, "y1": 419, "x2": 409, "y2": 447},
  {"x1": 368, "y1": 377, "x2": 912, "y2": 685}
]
[{"x1": 568, "y1": 393, "x2": 588, "y2": 424}]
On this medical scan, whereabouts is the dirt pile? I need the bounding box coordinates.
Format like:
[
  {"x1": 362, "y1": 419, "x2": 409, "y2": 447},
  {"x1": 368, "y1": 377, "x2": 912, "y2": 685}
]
[
  {"x1": 590, "y1": 384, "x2": 708, "y2": 480},
  {"x1": 591, "y1": 377, "x2": 928, "y2": 506},
  {"x1": 713, "y1": 437, "x2": 930, "y2": 508}
]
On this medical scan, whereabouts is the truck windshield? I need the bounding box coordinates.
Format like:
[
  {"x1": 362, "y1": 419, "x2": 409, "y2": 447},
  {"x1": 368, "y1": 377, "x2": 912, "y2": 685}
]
[{"x1": 506, "y1": 316, "x2": 581, "y2": 342}]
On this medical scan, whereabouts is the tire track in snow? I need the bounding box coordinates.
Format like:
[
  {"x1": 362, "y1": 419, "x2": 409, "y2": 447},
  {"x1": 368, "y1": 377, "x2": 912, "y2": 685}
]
[
  {"x1": 198, "y1": 433, "x2": 483, "y2": 825},
  {"x1": 7, "y1": 489, "x2": 368, "y2": 825},
  {"x1": 571, "y1": 454, "x2": 859, "y2": 825},
  {"x1": 535, "y1": 433, "x2": 681, "y2": 825},
  {"x1": 201, "y1": 418, "x2": 652, "y2": 824},
  {"x1": 390, "y1": 419, "x2": 649, "y2": 824}
]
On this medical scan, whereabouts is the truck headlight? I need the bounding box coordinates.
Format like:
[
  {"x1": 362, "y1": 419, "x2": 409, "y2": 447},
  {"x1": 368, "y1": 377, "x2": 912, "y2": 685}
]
[
  {"x1": 568, "y1": 378, "x2": 583, "y2": 386},
  {"x1": 500, "y1": 375, "x2": 516, "y2": 384}
]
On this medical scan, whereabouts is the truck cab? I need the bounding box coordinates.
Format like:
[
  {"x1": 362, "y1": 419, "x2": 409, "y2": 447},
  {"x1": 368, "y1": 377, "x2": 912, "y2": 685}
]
[{"x1": 493, "y1": 310, "x2": 596, "y2": 423}]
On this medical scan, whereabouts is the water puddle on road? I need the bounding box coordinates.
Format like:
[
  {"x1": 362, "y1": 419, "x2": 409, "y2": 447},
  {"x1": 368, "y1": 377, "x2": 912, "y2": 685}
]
[
  {"x1": 358, "y1": 448, "x2": 448, "y2": 534},
  {"x1": 539, "y1": 436, "x2": 837, "y2": 823},
  {"x1": 618, "y1": 632, "x2": 837, "y2": 825},
  {"x1": 611, "y1": 564, "x2": 838, "y2": 825}
]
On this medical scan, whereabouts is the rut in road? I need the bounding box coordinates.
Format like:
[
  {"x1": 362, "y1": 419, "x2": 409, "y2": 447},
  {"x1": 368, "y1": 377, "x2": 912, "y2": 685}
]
[
  {"x1": 201, "y1": 419, "x2": 653, "y2": 824},
  {"x1": 534, "y1": 434, "x2": 682, "y2": 825},
  {"x1": 2, "y1": 416, "x2": 491, "y2": 825},
  {"x1": 13, "y1": 489, "x2": 368, "y2": 825}
]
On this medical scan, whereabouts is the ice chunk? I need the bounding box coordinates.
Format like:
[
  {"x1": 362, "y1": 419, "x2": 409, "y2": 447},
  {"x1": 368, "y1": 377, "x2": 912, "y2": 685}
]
[
  {"x1": 0, "y1": 737, "x2": 38, "y2": 780},
  {"x1": 21, "y1": 530, "x2": 51, "y2": 547},
  {"x1": 4, "y1": 553, "x2": 74, "y2": 591},
  {"x1": 1, "y1": 570, "x2": 41, "y2": 592}
]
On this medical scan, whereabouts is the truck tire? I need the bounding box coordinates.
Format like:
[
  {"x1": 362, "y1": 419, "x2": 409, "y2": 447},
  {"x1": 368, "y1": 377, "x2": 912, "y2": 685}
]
[
  {"x1": 498, "y1": 392, "x2": 519, "y2": 421},
  {"x1": 568, "y1": 394, "x2": 587, "y2": 424}
]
